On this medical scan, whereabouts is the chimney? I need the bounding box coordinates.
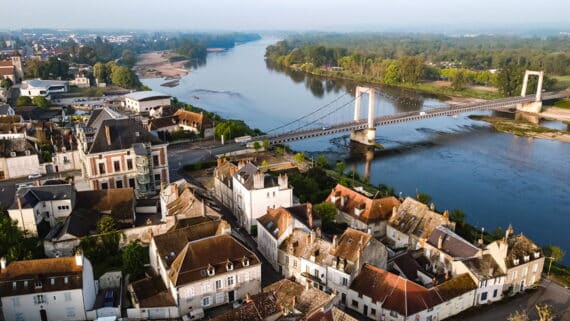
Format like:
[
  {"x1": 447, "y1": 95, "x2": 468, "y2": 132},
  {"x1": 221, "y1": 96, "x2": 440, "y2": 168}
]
[
  {"x1": 253, "y1": 172, "x2": 264, "y2": 189},
  {"x1": 172, "y1": 184, "x2": 179, "y2": 198},
  {"x1": 505, "y1": 224, "x2": 514, "y2": 239},
  {"x1": 341, "y1": 196, "x2": 347, "y2": 207},
  {"x1": 17, "y1": 196, "x2": 22, "y2": 210},
  {"x1": 310, "y1": 230, "x2": 316, "y2": 244},
  {"x1": 245, "y1": 293, "x2": 252, "y2": 303},
  {"x1": 443, "y1": 210, "x2": 449, "y2": 219},
  {"x1": 105, "y1": 125, "x2": 111, "y2": 145},
  {"x1": 429, "y1": 203, "x2": 435, "y2": 211},
  {"x1": 332, "y1": 235, "x2": 338, "y2": 247},
  {"x1": 307, "y1": 204, "x2": 313, "y2": 228},
  {"x1": 437, "y1": 235, "x2": 444, "y2": 249},
  {"x1": 356, "y1": 247, "x2": 362, "y2": 271},
  {"x1": 217, "y1": 158, "x2": 222, "y2": 167},
  {"x1": 0, "y1": 257, "x2": 6, "y2": 271},
  {"x1": 35, "y1": 180, "x2": 40, "y2": 187},
  {"x1": 75, "y1": 249, "x2": 83, "y2": 267},
  {"x1": 278, "y1": 174, "x2": 288, "y2": 189}
]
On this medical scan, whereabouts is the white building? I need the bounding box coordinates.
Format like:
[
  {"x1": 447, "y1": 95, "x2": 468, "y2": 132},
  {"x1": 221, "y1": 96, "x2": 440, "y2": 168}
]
[
  {"x1": 0, "y1": 252, "x2": 96, "y2": 321},
  {"x1": 232, "y1": 163, "x2": 293, "y2": 233},
  {"x1": 123, "y1": 91, "x2": 171, "y2": 116},
  {"x1": 452, "y1": 254, "x2": 505, "y2": 305},
  {"x1": 20, "y1": 79, "x2": 68, "y2": 98},
  {"x1": 8, "y1": 184, "x2": 75, "y2": 236}
]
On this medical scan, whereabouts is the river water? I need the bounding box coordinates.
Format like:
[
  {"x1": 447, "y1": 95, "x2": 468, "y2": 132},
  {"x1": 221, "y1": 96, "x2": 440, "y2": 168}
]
[{"x1": 142, "y1": 37, "x2": 570, "y2": 263}]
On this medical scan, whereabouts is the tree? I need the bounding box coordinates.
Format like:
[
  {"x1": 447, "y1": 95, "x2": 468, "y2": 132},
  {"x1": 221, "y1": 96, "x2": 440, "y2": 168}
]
[
  {"x1": 335, "y1": 161, "x2": 346, "y2": 175},
  {"x1": 378, "y1": 184, "x2": 395, "y2": 197},
  {"x1": 416, "y1": 193, "x2": 431, "y2": 204},
  {"x1": 252, "y1": 141, "x2": 261, "y2": 151},
  {"x1": 97, "y1": 215, "x2": 117, "y2": 234},
  {"x1": 497, "y1": 64, "x2": 525, "y2": 96},
  {"x1": 0, "y1": 211, "x2": 42, "y2": 261},
  {"x1": 294, "y1": 152, "x2": 305, "y2": 164},
  {"x1": 16, "y1": 96, "x2": 32, "y2": 106},
  {"x1": 93, "y1": 62, "x2": 107, "y2": 83},
  {"x1": 1, "y1": 77, "x2": 13, "y2": 89},
  {"x1": 110, "y1": 65, "x2": 140, "y2": 89},
  {"x1": 262, "y1": 139, "x2": 270, "y2": 151},
  {"x1": 314, "y1": 202, "x2": 337, "y2": 227},
  {"x1": 450, "y1": 209, "x2": 466, "y2": 224},
  {"x1": 214, "y1": 120, "x2": 251, "y2": 140},
  {"x1": 260, "y1": 160, "x2": 269, "y2": 172},
  {"x1": 543, "y1": 245, "x2": 565, "y2": 275},
  {"x1": 507, "y1": 304, "x2": 554, "y2": 321},
  {"x1": 315, "y1": 155, "x2": 329, "y2": 169},
  {"x1": 32, "y1": 96, "x2": 50, "y2": 108},
  {"x1": 451, "y1": 70, "x2": 467, "y2": 90},
  {"x1": 122, "y1": 242, "x2": 147, "y2": 280}
]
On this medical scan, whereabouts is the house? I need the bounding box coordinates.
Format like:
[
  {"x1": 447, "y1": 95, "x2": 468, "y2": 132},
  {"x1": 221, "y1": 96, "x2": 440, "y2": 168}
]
[
  {"x1": 20, "y1": 79, "x2": 68, "y2": 98},
  {"x1": 256, "y1": 204, "x2": 315, "y2": 271},
  {"x1": 127, "y1": 276, "x2": 178, "y2": 320},
  {"x1": 264, "y1": 278, "x2": 336, "y2": 319},
  {"x1": 0, "y1": 138, "x2": 40, "y2": 180},
  {"x1": 305, "y1": 306, "x2": 359, "y2": 321},
  {"x1": 434, "y1": 273, "x2": 478, "y2": 320},
  {"x1": 8, "y1": 184, "x2": 76, "y2": 236},
  {"x1": 76, "y1": 108, "x2": 169, "y2": 196},
  {"x1": 387, "y1": 197, "x2": 454, "y2": 250},
  {"x1": 149, "y1": 230, "x2": 261, "y2": 317},
  {"x1": 232, "y1": 162, "x2": 293, "y2": 233},
  {"x1": 210, "y1": 292, "x2": 282, "y2": 321},
  {"x1": 75, "y1": 188, "x2": 136, "y2": 226},
  {"x1": 174, "y1": 109, "x2": 214, "y2": 138},
  {"x1": 69, "y1": 76, "x2": 90, "y2": 88},
  {"x1": 0, "y1": 103, "x2": 15, "y2": 116},
  {"x1": 453, "y1": 254, "x2": 505, "y2": 305},
  {"x1": 486, "y1": 226, "x2": 544, "y2": 295},
  {"x1": 123, "y1": 91, "x2": 171, "y2": 117},
  {"x1": 326, "y1": 184, "x2": 400, "y2": 237},
  {"x1": 147, "y1": 115, "x2": 179, "y2": 138},
  {"x1": 213, "y1": 158, "x2": 239, "y2": 209},
  {"x1": 0, "y1": 251, "x2": 96, "y2": 321},
  {"x1": 159, "y1": 179, "x2": 220, "y2": 222},
  {"x1": 0, "y1": 56, "x2": 23, "y2": 83},
  {"x1": 347, "y1": 264, "x2": 443, "y2": 321}
]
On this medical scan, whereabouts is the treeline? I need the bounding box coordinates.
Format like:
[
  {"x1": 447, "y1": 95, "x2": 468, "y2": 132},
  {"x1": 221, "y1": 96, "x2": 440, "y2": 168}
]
[{"x1": 93, "y1": 61, "x2": 141, "y2": 89}]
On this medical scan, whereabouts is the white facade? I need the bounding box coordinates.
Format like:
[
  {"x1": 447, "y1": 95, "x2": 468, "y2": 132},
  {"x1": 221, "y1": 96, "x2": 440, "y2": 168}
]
[
  {"x1": 124, "y1": 91, "x2": 171, "y2": 115},
  {"x1": 0, "y1": 154, "x2": 41, "y2": 180},
  {"x1": 20, "y1": 79, "x2": 68, "y2": 98},
  {"x1": 51, "y1": 150, "x2": 82, "y2": 172}
]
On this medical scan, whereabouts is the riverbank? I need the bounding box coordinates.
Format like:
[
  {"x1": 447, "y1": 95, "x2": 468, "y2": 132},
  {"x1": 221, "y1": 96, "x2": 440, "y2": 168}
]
[
  {"x1": 470, "y1": 115, "x2": 570, "y2": 143},
  {"x1": 541, "y1": 106, "x2": 570, "y2": 122},
  {"x1": 134, "y1": 51, "x2": 190, "y2": 80}
]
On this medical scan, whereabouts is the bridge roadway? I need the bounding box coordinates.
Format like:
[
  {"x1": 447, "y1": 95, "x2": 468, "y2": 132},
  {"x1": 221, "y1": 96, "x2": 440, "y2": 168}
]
[{"x1": 262, "y1": 91, "x2": 570, "y2": 145}]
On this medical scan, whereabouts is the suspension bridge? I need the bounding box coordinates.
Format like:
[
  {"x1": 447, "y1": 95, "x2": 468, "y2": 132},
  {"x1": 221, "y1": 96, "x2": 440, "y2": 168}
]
[{"x1": 256, "y1": 70, "x2": 570, "y2": 146}]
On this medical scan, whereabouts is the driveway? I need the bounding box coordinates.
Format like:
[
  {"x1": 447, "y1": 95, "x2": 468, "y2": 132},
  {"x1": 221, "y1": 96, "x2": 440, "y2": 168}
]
[{"x1": 448, "y1": 280, "x2": 570, "y2": 321}]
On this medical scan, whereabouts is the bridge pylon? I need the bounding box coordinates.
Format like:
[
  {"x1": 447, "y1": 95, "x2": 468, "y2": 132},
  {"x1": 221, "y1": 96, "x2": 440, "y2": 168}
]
[
  {"x1": 517, "y1": 70, "x2": 544, "y2": 113},
  {"x1": 350, "y1": 86, "x2": 377, "y2": 146}
]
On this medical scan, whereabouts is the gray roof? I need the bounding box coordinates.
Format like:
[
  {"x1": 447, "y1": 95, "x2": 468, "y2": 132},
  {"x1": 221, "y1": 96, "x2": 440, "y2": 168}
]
[
  {"x1": 11, "y1": 184, "x2": 76, "y2": 209},
  {"x1": 463, "y1": 254, "x2": 505, "y2": 280},
  {"x1": 23, "y1": 79, "x2": 67, "y2": 89},
  {"x1": 427, "y1": 226, "x2": 480, "y2": 259},
  {"x1": 124, "y1": 91, "x2": 171, "y2": 101},
  {"x1": 88, "y1": 118, "x2": 163, "y2": 154},
  {"x1": 0, "y1": 104, "x2": 12, "y2": 115},
  {"x1": 233, "y1": 163, "x2": 278, "y2": 190},
  {"x1": 85, "y1": 107, "x2": 126, "y2": 129}
]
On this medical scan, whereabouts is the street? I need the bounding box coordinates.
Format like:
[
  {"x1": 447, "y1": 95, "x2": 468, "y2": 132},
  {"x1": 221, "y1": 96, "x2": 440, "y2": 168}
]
[{"x1": 448, "y1": 280, "x2": 570, "y2": 321}]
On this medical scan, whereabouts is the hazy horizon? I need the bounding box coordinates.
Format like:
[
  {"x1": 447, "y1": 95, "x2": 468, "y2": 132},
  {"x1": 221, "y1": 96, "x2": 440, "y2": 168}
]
[{"x1": 2, "y1": 0, "x2": 570, "y2": 33}]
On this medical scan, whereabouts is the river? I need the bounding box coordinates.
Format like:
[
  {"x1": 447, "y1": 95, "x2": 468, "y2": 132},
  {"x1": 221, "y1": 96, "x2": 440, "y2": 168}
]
[{"x1": 142, "y1": 36, "x2": 570, "y2": 263}]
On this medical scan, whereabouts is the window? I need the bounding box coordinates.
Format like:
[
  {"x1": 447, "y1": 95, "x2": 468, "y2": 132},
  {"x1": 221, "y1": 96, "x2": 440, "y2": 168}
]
[
  {"x1": 33, "y1": 295, "x2": 46, "y2": 305},
  {"x1": 215, "y1": 280, "x2": 222, "y2": 289},
  {"x1": 371, "y1": 308, "x2": 376, "y2": 316},
  {"x1": 202, "y1": 296, "x2": 211, "y2": 307},
  {"x1": 273, "y1": 191, "x2": 275, "y2": 197},
  {"x1": 314, "y1": 268, "x2": 319, "y2": 278},
  {"x1": 64, "y1": 277, "x2": 69, "y2": 284},
  {"x1": 98, "y1": 162, "x2": 106, "y2": 175},
  {"x1": 153, "y1": 155, "x2": 159, "y2": 166},
  {"x1": 480, "y1": 292, "x2": 488, "y2": 301},
  {"x1": 390, "y1": 311, "x2": 399, "y2": 317},
  {"x1": 342, "y1": 277, "x2": 348, "y2": 286},
  {"x1": 23, "y1": 281, "x2": 28, "y2": 287},
  {"x1": 227, "y1": 276, "x2": 235, "y2": 286},
  {"x1": 351, "y1": 300, "x2": 358, "y2": 308},
  {"x1": 493, "y1": 289, "x2": 498, "y2": 298},
  {"x1": 12, "y1": 282, "x2": 16, "y2": 289},
  {"x1": 34, "y1": 281, "x2": 42, "y2": 289},
  {"x1": 532, "y1": 263, "x2": 538, "y2": 273},
  {"x1": 127, "y1": 159, "x2": 133, "y2": 170},
  {"x1": 129, "y1": 178, "x2": 136, "y2": 187},
  {"x1": 101, "y1": 182, "x2": 109, "y2": 190},
  {"x1": 64, "y1": 292, "x2": 72, "y2": 302},
  {"x1": 50, "y1": 278, "x2": 55, "y2": 285},
  {"x1": 523, "y1": 267, "x2": 528, "y2": 276},
  {"x1": 512, "y1": 271, "x2": 518, "y2": 281},
  {"x1": 116, "y1": 180, "x2": 123, "y2": 188},
  {"x1": 113, "y1": 160, "x2": 120, "y2": 172},
  {"x1": 66, "y1": 307, "x2": 76, "y2": 318}
]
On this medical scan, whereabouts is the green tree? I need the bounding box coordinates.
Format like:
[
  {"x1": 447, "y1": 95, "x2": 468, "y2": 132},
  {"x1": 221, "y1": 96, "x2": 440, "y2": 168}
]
[
  {"x1": 294, "y1": 152, "x2": 305, "y2": 164},
  {"x1": 0, "y1": 211, "x2": 42, "y2": 261},
  {"x1": 497, "y1": 64, "x2": 525, "y2": 96},
  {"x1": 314, "y1": 202, "x2": 337, "y2": 227},
  {"x1": 543, "y1": 245, "x2": 566, "y2": 275},
  {"x1": 1, "y1": 78, "x2": 13, "y2": 89},
  {"x1": 93, "y1": 62, "x2": 107, "y2": 83},
  {"x1": 16, "y1": 96, "x2": 32, "y2": 106},
  {"x1": 315, "y1": 155, "x2": 329, "y2": 169},
  {"x1": 252, "y1": 141, "x2": 261, "y2": 151},
  {"x1": 378, "y1": 184, "x2": 395, "y2": 197},
  {"x1": 451, "y1": 70, "x2": 468, "y2": 90},
  {"x1": 110, "y1": 65, "x2": 140, "y2": 89},
  {"x1": 450, "y1": 209, "x2": 466, "y2": 224},
  {"x1": 122, "y1": 242, "x2": 147, "y2": 280},
  {"x1": 262, "y1": 139, "x2": 270, "y2": 151},
  {"x1": 261, "y1": 160, "x2": 269, "y2": 172},
  {"x1": 383, "y1": 61, "x2": 401, "y2": 85},
  {"x1": 97, "y1": 215, "x2": 117, "y2": 234},
  {"x1": 32, "y1": 96, "x2": 50, "y2": 108},
  {"x1": 214, "y1": 120, "x2": 251, "y2": 140},
  {"x1": 335, "y1": 161, "x2": 346, "y2": 175},
  {"x1": 120, "y1": 49, "x2": 136, "y2": 67},
  {"x1": 416, "y1": 193, "x2": 431, "y2": 204}
]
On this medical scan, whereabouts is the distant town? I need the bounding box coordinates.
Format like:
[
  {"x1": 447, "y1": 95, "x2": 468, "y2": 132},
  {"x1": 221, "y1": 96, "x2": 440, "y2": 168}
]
[{"x1": 0, "y1": 28, "x2": 568, "y2": 321}]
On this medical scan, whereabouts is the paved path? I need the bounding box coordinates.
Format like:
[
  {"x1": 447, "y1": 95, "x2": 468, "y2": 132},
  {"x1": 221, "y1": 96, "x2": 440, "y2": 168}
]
[{"x1": 448, "y1": 280, "x2": 570, "y2": 321}]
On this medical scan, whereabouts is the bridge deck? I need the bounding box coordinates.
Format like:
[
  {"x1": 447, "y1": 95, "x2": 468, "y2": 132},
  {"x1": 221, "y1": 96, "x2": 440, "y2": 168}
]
[{"x1": 262, "y1": 91, "x2": 569, "y2": 145}]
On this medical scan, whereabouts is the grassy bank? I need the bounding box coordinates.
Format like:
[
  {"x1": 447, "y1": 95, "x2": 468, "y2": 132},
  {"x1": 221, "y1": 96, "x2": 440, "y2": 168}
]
[
  {"x1": 552, "y1": 75, "x2": 570, "y2": 90},
  {"x1": 470, "y1": 115, "x2": 570, "y2": 143}
]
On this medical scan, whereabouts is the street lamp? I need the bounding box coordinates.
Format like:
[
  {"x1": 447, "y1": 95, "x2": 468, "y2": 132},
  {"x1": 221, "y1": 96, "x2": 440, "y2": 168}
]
[{"x1": 545, "y1": 256, "x2": 556, "y2": 277}]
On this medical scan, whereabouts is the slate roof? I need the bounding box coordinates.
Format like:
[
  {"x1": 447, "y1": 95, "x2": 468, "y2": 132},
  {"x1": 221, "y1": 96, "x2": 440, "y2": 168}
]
[
  {"x1": 0, "y1": 103, "x2": 13, "y2": 115},
  {"x1": 148, "y1": 115, "x2": 178, "y2": 130},
  {"x1": 389, "y1": 197, "x2": 453, "y2": 239},
  {"x1": 327, "y1": 184, "x2": 401, "y2": 224},
  {"x1": 11, "y1": 184, "x2": 76, "y2": 210},
  {"x1": 75, "y1": 188, "x2": 135, "y2": 222},
  {"x1": 427, "y1": 226, "x2": 480, "y2": 259},
  {"x1": 167, "y1": 234, "x2": 259, "y2": 286},
  {"x1": 124, "y1": 91, "x2": 170, "y2": 101},
  {"x1": 233, "y1": 163, "x2": 278, "y2": 190},
  {"x1": 392, "y1": 251, "x2": 431, "y2": 282},
  {"x1": 88, "y1": 117, "x2": 163, "y2": 154},
  {"x1": 130, "y1": 275, "x2": 176, "y2": 308},
  {"x1": 286, "y1": 203, "x2": 319, "y2": 229},
  {"x1": 54, "y1": 208, "x2": 99, "y2": 239},
  {"x1": 350, "y1": 264, "x2": 443, "y2": 317},
  {"x1": 85, "y1": 107, "x2": 126, "y2": 129}
]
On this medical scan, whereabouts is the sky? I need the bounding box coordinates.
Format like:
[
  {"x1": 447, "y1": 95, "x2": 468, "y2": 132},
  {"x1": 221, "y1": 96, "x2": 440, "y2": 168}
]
[{"x1": 2, "y1": 0, "x2": 570, "y2": 32}]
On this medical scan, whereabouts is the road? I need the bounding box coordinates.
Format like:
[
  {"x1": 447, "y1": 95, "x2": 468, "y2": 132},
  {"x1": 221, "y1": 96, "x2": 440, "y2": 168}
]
[{"x1": 448, "y1": 280, "x2": 570, "y2": 321}]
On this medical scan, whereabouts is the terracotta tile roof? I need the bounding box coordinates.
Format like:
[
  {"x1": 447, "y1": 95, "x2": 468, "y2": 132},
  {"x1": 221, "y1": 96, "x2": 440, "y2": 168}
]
[
  {"x1": 211, "y1": 292, "x2": 281, "y2": 321},
  {"x1": 0, "y1": 66, "x2": 14, "y2": 77},
  {"x1": 257, "y1": 207, "x2": 294, "y2": 239},
  {"x1": 76, "y1": 188, "x2": 135, "y2": 222},
  {"x1": 285, "y1": 203, "x2": 319, "y2": 229},
  {"x1": 306, "y1": 307, "x2": 359, "y2": 321},
  {"x1": 0, "y1": 61, "x2": 13, "y2": 67},
  {"x1": 350, "y1": 264, "x2": 443, "y2": 317},
  {"x1": 130, "y1": 275, "x2": 176, "y2": 308},
  {"x1": 427, "y1": 226, "x2": 480, "y2": 259},
  {"x1": 331, "y1": 228, "x2": 372, "y2": 263},
  {"x1": 462, "y1": 254, "x2": 505, "y2": 280},
  {"x1": 264, "y1": 279, "x2": 332, "y2": 316},
  {"x1": 505, "y1": 233, "x2": 543, "y2": 268},
  {"x1": 174, "y1": 109, "x2": 212, "y2": 130},
  {"x1": 0, "y1": 257, "x2": 83, "y2": 296},
  {"x1": 326, "y1": 184, "x2": 400, "y2": 224},
  {"x1": 389, "y1": 197, "x2": 453, "y2": 239},
  {"x1": 153, "y1": 220, "x2": 229, "y2": 269},
  {"x1": 280, "y1": 229, "x2": 333, "y2": 266},
  {"x1": 148, "y1": 115, "x2": 179, "y2": 131},
  {"x1": 167, "y1": 234, "x2": 259, "y2": 286},
  {"x1": 435, "y1": 273, "x2": 477, "y2": 301}
]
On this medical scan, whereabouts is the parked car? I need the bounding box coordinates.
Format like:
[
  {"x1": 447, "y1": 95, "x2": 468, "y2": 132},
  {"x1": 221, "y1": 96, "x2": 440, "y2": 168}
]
[{"x1": 28, "y1": 173, "x2": 42, "y2": 179}]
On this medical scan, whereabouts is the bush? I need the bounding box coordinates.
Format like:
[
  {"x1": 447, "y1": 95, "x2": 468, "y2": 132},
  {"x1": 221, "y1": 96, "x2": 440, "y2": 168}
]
[{"x1": 16, "y1": 96, "x2": 32, "y2": 106}]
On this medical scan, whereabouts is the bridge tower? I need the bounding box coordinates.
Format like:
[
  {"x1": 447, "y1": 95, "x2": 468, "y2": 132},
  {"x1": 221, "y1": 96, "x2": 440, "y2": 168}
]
[
  {"x1": 516, "y1": 70, "x2": 544, "y2": 113},
  {"x1": 350, "y1": 86, "x2": 377, "y2": 146}
]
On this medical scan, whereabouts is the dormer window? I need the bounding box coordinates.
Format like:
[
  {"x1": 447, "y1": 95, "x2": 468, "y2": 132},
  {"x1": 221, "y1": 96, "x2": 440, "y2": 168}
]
[
  {"x1": 534, "y1": 252, "x2": 540, "y2": 259},
  {"x1": 226, "y1": 261, "x2": 234, "y2": 271},
  {"x1": 12, "y1": 282, "x2": 16, "y2": 289},
  {"x1": 34, "y1": 281, "x2": 42, "y2": 289},
  {"x1": 513, "y1": 258, "x2": 520, "y2": 266},
  {"x1": 64, "y1": 277, "x2": 69, "y2": 284},
  {"x1": 207, "y1": 264, "x2": 215, "y2": 276},
  {"x1": 242, "y1": 256, "x2": 250, "y2": 267},
  {"x1": 523, "y1": 255, "x2": 530, "y2": 262},
  {"x1": 23, "y1": 281, "x2": 28, "y2": 287},
  {"x1": 50, "y1": 278, "x2": 55, "y2": 286}
]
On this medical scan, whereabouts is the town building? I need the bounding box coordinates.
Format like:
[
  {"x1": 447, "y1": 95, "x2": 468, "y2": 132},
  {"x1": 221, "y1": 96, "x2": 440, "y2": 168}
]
[
  {"x1": 387, "y1": 197, "x2": 454, "y2": 250},
  {"x1": 213, "y1": 158, "x2": 239, "y2": 209},
  {"x1": 210, "y1": 292, "x2": 282, "y2": 321},
  {"x1": 232, "y1": 162, "x2": 293, "y2": 233},
  {"x1": 0, "y1": 56, "x2": 23, "y2": 83},
  {"x1": 123, "y1": 91, "x2": 171, "y2": 117},
  {"x1": 159, "y1": 179, "x2": 221, "y2": 222},
  {"x1": 452, "y1": 254, "x2": 505, "y2": 305},
  {"x1": 264, "y1": 278, "x2": 336, "y2": 319},
  {"x1": 0, "y1": 138, "x2": 40, "y2": 180},
  {"x1": 0, "y1": 103, "x2": 15, "y2": 116},
  {"x1": 326, "y1": 184, "x2": 400, "y2": 237},
  {"x1": 76, "y1": 107, "x2": 169, "y2": 196},
  {"x1": 0, "y1": 252, "x2": 96, "y2": 321},
  {"x1": 20, "y1": 79, "x2": 68, "y2": 98},
  {"x1": 256, "y1": 204, "x2": 316, "y2": 271},
  {"x1": 174, "y1": 109, "x2": 214, "y2": 138}
]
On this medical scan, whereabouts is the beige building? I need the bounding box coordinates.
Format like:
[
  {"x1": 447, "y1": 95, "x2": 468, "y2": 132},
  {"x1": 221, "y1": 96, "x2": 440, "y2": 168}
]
[{"x1": 124, "y1": 91, "x2": 171, "y2": 116}]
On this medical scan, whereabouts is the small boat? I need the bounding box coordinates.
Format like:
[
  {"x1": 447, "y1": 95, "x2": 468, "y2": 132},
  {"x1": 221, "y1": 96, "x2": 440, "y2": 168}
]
[{"x1": 193, "y1": 96, "x2": 200, "y2": 100}]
